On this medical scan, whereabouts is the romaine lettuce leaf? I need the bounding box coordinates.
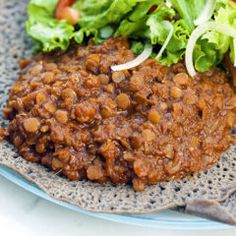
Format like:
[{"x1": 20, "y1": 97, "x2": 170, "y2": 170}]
[
  {"x1": 193, "y1": 0, "x2": 236, "y2": 72},
  {"x1": 145, "y1": 4, "x2": 190, "y2": 66},
  {"x1": 170, "y1": 0, "x2": 205, "y2": 30},
  {"x1": 115, "y1": 19, "x2": 147, "y2": 37},
  {"x1": 29, "y1": 0, "x2": 58, "y2": 12},
  {"x1": 159, "y1": 19, "x2": 190, "y2": 66},
  {"x1": 27, "y1": 0, "x2": 74, "y2": 52},
  {"x1": 73, "y1": 28, "x2": 102, "y2": 45},
  {"x1": 131, "y1": 41, "x2": 144, "y2": 54},
  {"x1": 146, "y1": 4, "x2": 175, "y2": 44},
  {"x1": 77, "y1": 0, "x2": 145, "y2": 29},
  {"x1": 73, "y1": 0, "x2": 112, "y2": 16},
  {"x1": 115, "y1": 0, "x2": 163, "y2": 37}
]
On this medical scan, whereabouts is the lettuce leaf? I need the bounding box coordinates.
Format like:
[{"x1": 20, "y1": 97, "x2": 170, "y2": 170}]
[
  {"x1": 73, "y1": 0, "x2": 112, "y2": 16},
  {"x1": 131, "y1": 41, "x2": 144, "y2": 54},
  {"x1": 73, "y1": 28, "x2": 103, "y2": 45},
  {"x1": 29, "y1": 0, "x2": 58, "y2": 12},
  {"x1": 159, "y1": 19, "x2": 191, "y2": 66},
  {"x1": 145, "y1": 4, "x2": 190, "y2": 66},
  {"x1": 170, "y1": 0, "x2": 205, "y2": 30},
  {"x1": 193, "y1": 0, "x2": 236, "y2": 72},
  {"x1": 146, "y1": 4, "x2": 175, "y2": 44},
  {"x1": 77, "y1": 0, "x2": 145, "y2": 29},
  {"x1": 27, "y1": 0, "x2": 74, "y2": 52}
]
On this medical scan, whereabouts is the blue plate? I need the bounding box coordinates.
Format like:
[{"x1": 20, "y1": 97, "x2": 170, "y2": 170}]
[{"x1": 0, "y1": 165, "x2": 231, "y2": 230}]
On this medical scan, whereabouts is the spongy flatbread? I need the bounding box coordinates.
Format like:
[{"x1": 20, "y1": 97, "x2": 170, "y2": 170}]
[{"x1": 0, "y1": 0, "x2": 236, "y2": 224}]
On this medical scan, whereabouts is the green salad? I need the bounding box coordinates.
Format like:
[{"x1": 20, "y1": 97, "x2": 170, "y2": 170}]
[{"x1": 26, "y1": 0, "x2": 236, "y2": 76}]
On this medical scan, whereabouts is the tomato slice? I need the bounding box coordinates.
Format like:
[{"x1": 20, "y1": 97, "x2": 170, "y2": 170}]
[
  {"x1": 148, "y1": 5, "x2": 158, "y2": 14},
  {"x1": 55, "y1": 0, "x2": 79, "y2": 25}
]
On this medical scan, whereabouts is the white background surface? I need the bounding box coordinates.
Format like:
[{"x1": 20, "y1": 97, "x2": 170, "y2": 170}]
[{"x1": 0, "y1": 175, "x2": 235, "y2": 236}]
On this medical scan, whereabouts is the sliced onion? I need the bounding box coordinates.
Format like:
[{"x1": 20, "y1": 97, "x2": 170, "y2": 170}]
[
  {"x1": 194, "y1": 0, "x2": 216, "y2": 26},
  {"x1": 156, "y1": 21, "x2": 174, "y2": 60},
  {"x1": 111, "y1": 43, "x2": 152, "y2": 71},
  {"x1": 166, "y1": 0, "x2": 172, "y2": 8},
  {"x1": 234, "y1": 38, "x2": 236, "y2": 67},
  {"x1": 185, "y1": 21, "x2": 236, "y2": 77}
]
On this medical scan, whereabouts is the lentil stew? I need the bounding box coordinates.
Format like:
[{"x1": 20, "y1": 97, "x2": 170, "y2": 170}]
[{"x1": 3, "y1": 38, "x2": 236, "y2": 191}]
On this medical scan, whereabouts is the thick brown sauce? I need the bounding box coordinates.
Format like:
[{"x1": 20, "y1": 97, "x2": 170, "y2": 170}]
[{"x1": 3, "y1": 38, "x2": 236, "y2": 191}]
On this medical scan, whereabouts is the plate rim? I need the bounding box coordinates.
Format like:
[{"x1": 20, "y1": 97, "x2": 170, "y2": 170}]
[{"x1": 0, "y1": 165, "x2": 232, "y2": 230}]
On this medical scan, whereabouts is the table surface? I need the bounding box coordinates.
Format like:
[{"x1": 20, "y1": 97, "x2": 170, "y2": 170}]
[{"x1": 0, "y1": 175, "x2": 235, "y2": 236}]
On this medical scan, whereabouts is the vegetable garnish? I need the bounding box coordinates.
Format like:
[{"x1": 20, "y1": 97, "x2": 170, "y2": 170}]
[
  {"x1": 26, "y1": 0, "x2": 236, "y2": 76},
  {"x1": 186, "y1": 21, "x2": 236, "y2": 77},
  {"x1": 55, "y1": 0, "x2": 79, "y2": 25},
  {"x1": 233, "y1": 39, "x2": 236, "y2": 66},
  {"x1": 194, "y1": 0, "x2": 216, "y2": 26},
  {"x1": 156, "y1": 21, "x2": 174, "y2": 60},
  {"x1": 111, "y1": 43, "x2": 153, "y2": 71}
]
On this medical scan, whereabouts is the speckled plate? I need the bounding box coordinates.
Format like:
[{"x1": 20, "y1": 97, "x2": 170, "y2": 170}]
[{"x1": 0, "y1": 165, "x2": 231, "y2": 230}]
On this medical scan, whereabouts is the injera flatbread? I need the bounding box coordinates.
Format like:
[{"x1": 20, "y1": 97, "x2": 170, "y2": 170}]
[{"x1": 0, "y1": 0, "x2": 236, "y2": 225}]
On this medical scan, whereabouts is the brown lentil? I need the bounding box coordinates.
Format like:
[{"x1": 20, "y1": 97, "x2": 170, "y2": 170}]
[
  {"x1": 116, "y1": 93, "x2": 131, "y2": 110},
  {"x1": 61, "y1": 88, "x2": 77, "y2": 100},
  {"x1": 44, "y1": 72, "x2": 55, "y2": 84},
  {"x1": 141, "y1": 129, "x2": 156, "y2": 142},
  {"x1": 75, "y1": 101, "x2": 97, "y2": 123},
  {"x1": 55, "y1": 110, "x2": 68, "y2": 124},
  {"x1": 0, "y1": 128, "x2": 6, "y2": 141},
  {"x1": 148, "y1": 110, "x2": 161, "y2": 124},
  {"x1": 170, "y1": 86, "x2": 183, "y2": 98},
  {"x1": 36, "y1": 92, "x2": 47, "y2": 104},
  {"x1": 23, "y1": 118, "x2": 40, "y2": 133},
  {"x1": 87, "y1": 165, "x2": 104, "y2": 180},
  {"x1": 40, "y1": 125, "x2": 49, "y2": 133},
  {"x1": 98, "y1": 74, "x2": 110, "y2": 85},
  {"x1": 173, "y1": 73, "x2": 190, "y2": 86},
  {"x1": 112, "y1": 71, "x2": 126, "y2": 83},
  {"x1": 44, "y1": 102, "x2": 56, "y2": 113}
]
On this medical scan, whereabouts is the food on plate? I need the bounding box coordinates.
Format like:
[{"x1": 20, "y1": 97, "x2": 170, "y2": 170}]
[
  {"x1": 4, "y1": 37, "x2": 236, "y2": 191},
  {"x1": 1, "y1": 0, "x2": 236, "y2": 191}
]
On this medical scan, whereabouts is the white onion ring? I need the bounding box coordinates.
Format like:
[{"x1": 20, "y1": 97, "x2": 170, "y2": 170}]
[
  {"x1": 111, "y1": 43, "x2": 152, "y2": 71},
  {"x1": 156, "y1": 21, "x2": 174, "y2": 60},
  {"x1": 234, "y1": 38, "x2": 236, "y2": 67},
  {"x1": 185, "y1": 21, "x2": 236, "y2": 77}
]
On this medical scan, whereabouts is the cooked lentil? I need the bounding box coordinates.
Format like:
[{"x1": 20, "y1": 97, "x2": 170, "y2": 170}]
[
  {"x1": 4, "y1": 37, "x2": 236, "y2": 191},
  {"x1": 0, "y1": 128, "x2": 6, "y2": 141}
]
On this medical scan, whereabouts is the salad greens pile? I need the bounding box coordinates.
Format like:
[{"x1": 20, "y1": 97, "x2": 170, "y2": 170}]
[{"x1": 26, "y1": 0, "x2": 236, "y2": 73}]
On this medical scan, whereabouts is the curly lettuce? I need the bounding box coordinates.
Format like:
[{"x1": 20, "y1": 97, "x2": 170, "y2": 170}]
[
  {"x1": 27, "y1": 0, "x2": 74, "y2": 51},
  {"x1": 194, "y1": 0, "x2": 236, "y2": 71}
]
